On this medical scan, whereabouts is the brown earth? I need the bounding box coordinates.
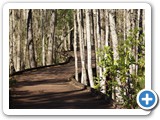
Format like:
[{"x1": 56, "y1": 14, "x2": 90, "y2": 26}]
[{"x1": 10, "y1": 52, "x2": 114, "y2": 109}]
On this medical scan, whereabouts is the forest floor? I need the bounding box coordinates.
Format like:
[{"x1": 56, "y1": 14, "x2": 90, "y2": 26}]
[{"x1": 10, "y1": 51, "x2": 114, "y2": 109}]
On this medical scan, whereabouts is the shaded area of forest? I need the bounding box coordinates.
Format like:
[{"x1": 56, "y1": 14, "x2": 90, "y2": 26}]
[{"x1": 9, "y1": 9, "x2": 145, "y2": 108}]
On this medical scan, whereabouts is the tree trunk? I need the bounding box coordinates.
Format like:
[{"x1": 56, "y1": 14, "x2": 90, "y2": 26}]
[
  {"x1": 23, "y1": 9, "x2": 29, "y2": 69},
  {"x1": 130, "y1": 9, "x2": 136, "y2": 75},
  {"x1": 142, "y1": 9, "x2": 145, "y2": 42},
  {"x1": 63, "y1": 27, "x2": 67, "y2": 51},
  {"x1": 27, "y1": 9, "x2": 37, "y2": 68},
  {"x1": 73, "y1": 10, "x2": 79, "y2": 81},
  {"x1": 85, "y1": 9, "x2": 94, "y2": 88},
  {"x1": 16, "y1": 10, "x2": 21, "y2": 71},
  {"x1": 77, "y1": 9, "x2": 87, "y2": 85},
  {"x1": 101, "y1": 9, "x2": 109, "y2": 94},
  {"x1": 100, "y1": 10, "x2": 105, "y2": 47},
  {"x1": 47, "y1": 10, "x2": 56, "y2": 65},
  {"x1": 82, "y1": 10, "x2": 87, "y2": 47},
  {"x1": 123, "y1": 9, "x2": 126, "y2": 41},
  {"x1": 126, "y1": 10, "x2": 131, "y2": 38},
  {"x1": 93, "y1": 10, "x2": 98, "y2": 77},
  {"x1": 105, "y1": 10, "x2": 109, "y2": 47},
  {"x1": 41, "y1": 9, "x2": 46, "y2": 66},
  {"x1": 109, "y1": 9, "x2": 122, "y2": 102},
  {"x1": 96, "y1": 10, "x2": 101, "y2": 77},
  {"x1": 135, "y1": 9, "x2": 140, "y2": 75},
  {"x1": 9, "y1": 10, "x2": 15, "y2": 74},
  {"x1": 67, "y1": 23, "x2": 71, "y2": 51}
]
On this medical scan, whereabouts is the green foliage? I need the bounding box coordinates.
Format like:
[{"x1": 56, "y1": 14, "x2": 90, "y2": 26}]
[
  {"x1": 93, "y1": 77, "x2": 101, "y2": 91},
  {"x1": 96, "y1": 28, "x2": 145, "y2": 108},
  {"x1": 56, "y1": 10, "x2": 73, "y2": 30}
]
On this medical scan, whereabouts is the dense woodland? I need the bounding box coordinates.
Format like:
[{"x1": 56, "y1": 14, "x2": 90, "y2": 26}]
[{"x1": 9, "y1": 9, "x2": 145, "y2": 108}]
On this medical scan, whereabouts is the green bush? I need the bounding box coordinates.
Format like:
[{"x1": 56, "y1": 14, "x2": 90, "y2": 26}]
[{"x1": 96, "y1": 28, "x2": 145, "y2": 108}]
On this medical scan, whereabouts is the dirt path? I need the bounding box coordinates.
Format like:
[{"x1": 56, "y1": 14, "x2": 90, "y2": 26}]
[{"x1": 10, "y1": 56, "x2": 113, "y2": 109}]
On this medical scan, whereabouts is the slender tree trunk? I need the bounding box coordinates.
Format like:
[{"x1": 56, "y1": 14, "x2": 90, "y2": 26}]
[
  {"x1": 90, "y1": 10, "x2": 94, "y2": 46},
  {"x1": 82, "y1": 10, "x2": 87, "y2": 47},
  {"x1": 123, "y1": 9, "x2": 126, "y2": 41},
  {"x1": 135, "y1": 9, "x2": 140, "y2": 75},
  {"x1": 47, "y1": 10, "x2": 56, "y2": 65},
  {"x1": 74, "y1": 10, "x2": 79, "y2": 81},
  {"x1": 33, "y1": 10, "x2": 38, "y2": 62},
  {"x1": 142, "y1": 9, "x2": 145, "y2": 42},
  {"x1": 24, "y1": 9, "x2": 29, "y2": 69},
  {"x1": 105, "y1": 10, "x2": 109, "y2": 47},
  {"x1": 77, "y1": 9, "x2": 87, "y2": 85},
  {"x1": 86, "y1": 9, "x2": 94, "y2": 88},
  {"x1": 99, "y1": 10, "x2": 104, "y2": 88},
  {"x1": 130, "y1": 9, "x2": 136, "y2": 75},
  {"x1": 41, "y1": 9, "x2": 46, "y2": 66},
  {"x1": 27, "y1": 9, "x2": 37, "y2": 68},
  {"x1": 96, "y1": 10, "x2": 101, "y2": 77},
  {"x1": 53, "y1": 10, "x2": 57, "y2": 64},
  {"x1": 9, "y1": 10, "x2": 15, "y2": 74},
  {"x1": 12, "y1": 10, "x2": 17, "y2": 71},
  {"x1": 109, "y1": 10, "x2": 122, "y2": 102},
  {"x1": 16, "y1": 9, "x2": 21, "y2": 71},
  {"x1": 93, "y1": 9, "x2": 98, "y2": 76},
  {"x1": 126, "y1": 9, "x2": 131, "y2": 38},
  {"x1": 100, "y1": 10, "x2": 105, "y2": 47},
  {"x1": 63, "y1": 27, "x2": 67, "y2": 51},
  {"x1": 101, "y1": 9, "x2": 109, "y2": 94},
  {"x1": 67, "y1": 23, "x2": 71, "y2": 51}
]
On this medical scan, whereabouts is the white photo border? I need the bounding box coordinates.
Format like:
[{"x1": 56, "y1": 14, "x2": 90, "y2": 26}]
[{"x1": 3, "y1": 2, "x2": 151, "y2": 115}]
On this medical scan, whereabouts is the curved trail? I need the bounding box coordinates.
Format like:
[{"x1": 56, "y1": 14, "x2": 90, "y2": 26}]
[{"x1": 10, "y1": 56, "x2": 113, "y2": 109}]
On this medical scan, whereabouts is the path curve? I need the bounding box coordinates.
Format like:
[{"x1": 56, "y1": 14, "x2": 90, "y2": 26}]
[{"x1": 10, "y1": 56, "x2": 113, "y2": 109}]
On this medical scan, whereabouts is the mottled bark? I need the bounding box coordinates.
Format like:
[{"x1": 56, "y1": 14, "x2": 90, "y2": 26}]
[
  {"x1": 96, "y1": 10, "x2": 101, "y2": 77},
  {"x1": 93, "y1": 9, "x2": 98, "y2": 76},
  {"x1": 85, "y1": 9, "x2": 94, "y2": 88},
  {"x1": 42, "y1": 9, "x2": 46, "y2": 66},
  {"x1": 109, "y1": 10, "x2": 122, "y2": 102},
  {"x1": 9, "y1": 10, "x2": 15, "y2": 74},
  {"x1": 47, "y1": 10, "x2": 56, "y2": 65},
  {"x1": 101, "y1": 9, "x2": 109, "y2": 94},
  {"x1": 73, "y1": 10, "x2": 79, "y2": 81},
  {"x1": 27, "y1": 9, "x2": 37, "y2": 68},
  {"x1": 77, "y1": 9, "x2": 87, "y2": 85},
  {"x1": 17, "y1": 9, "x2": 21, "y2": 71}
]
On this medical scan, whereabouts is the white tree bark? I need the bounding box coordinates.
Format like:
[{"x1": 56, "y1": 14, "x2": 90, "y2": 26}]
[
  {"x1": 100, "y1": 10, "x2": 105, "y2": 47},
  {"x1": 126, "y1": 9, "x2": 131, "y2": 38},
  {"x1": 27, "y1": 9, "x2": 37, "y2": 68},
  {"x1": 23, "y1": 9, "x2": 29, "y2": 69},
  {"x1": 77, "y1": 9, "x2": 87, "y2": 85},
  {"x1": 96, "y1": 9, "x2": 101, "y2": 77},
  {"x1": 17, "y1": 9, "x2": 21, "y2": 71},
  {"x1": 63, "y1": 27, "x2": 67, "y2": 51},
  {"x1": 74, "y1": 10, "x2": 79, "y2": 81},
  {"x1": 105, "y1": 10, "x2": 109, "y2": 47},
  {"x1": 135, "y1": 9, "x2": 140, "y2": 75},
  {"x1": 47, "y1": 10, "x2": 56, "y2": 65},
  {"x1": 93, "y1": 9, "x2": 98, "y2": 76},
  {"x1": 85, "y1": 9, "x2": 94, "y2": 88},
  {"x1": 109, "y1": 10, "x2": 122, "y2": 102},
  {"x1": 101, "y1": 9, "x2": 109, "y2": 94},
  {"x1": 67, "y1": 23, "x2": 71, "y2": 51},
  {"x1": 9, "y1": 10, "x2": 15, "y2": 74},
  {"x1": 99, "y1": 10, "x2": 104, "y2": 91},
  {"x1": 123, "y1": 9, "x2": 126, "y2": 41},
  {"x1": 41, "y1": 9, "x2": 46, "y2": 66},
  {"x1": 142, "y1": 9, "x2": 145, "y2": 41}
]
